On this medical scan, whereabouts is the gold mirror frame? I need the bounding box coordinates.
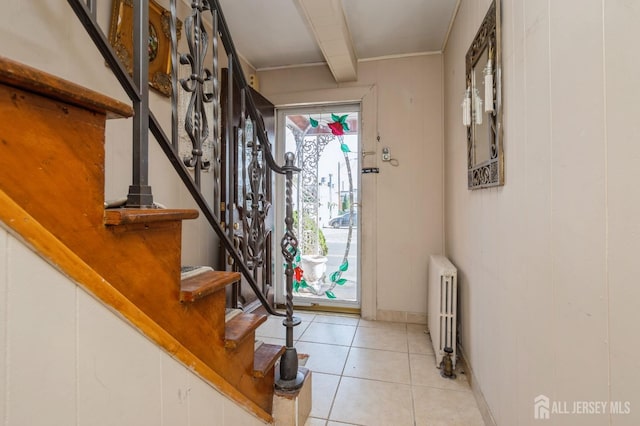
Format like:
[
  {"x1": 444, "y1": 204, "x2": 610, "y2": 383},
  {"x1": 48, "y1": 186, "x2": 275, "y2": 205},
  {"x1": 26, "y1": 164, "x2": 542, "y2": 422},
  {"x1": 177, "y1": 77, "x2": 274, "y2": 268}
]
[
  {"x1": 108, "y1": 0, "x2": 182, "y2": 97},
  {"x1": 466, "y1": 0, "x2": 503, "y2": 189}
]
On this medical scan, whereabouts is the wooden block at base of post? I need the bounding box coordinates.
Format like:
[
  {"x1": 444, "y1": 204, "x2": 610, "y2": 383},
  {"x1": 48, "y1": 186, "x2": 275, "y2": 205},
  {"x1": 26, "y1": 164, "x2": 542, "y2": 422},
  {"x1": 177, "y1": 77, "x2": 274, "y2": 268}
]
[{"x1": 272, "y1": 367, "x2": 312, "y2": 426}]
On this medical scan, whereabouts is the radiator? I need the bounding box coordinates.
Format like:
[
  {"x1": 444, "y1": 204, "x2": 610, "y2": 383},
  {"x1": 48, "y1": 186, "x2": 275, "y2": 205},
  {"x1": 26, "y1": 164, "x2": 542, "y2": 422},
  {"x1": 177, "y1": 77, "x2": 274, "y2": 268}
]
[{"x1": 428, "y1": 255, "x2": 458, "y2": 369}]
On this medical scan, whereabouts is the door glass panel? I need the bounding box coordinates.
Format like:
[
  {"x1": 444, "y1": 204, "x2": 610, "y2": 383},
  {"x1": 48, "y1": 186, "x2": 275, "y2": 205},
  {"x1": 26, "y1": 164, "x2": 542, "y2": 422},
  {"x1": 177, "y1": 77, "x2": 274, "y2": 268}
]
[{"x1": 281, "y1": 107, "x2": 360, "y2": 306}]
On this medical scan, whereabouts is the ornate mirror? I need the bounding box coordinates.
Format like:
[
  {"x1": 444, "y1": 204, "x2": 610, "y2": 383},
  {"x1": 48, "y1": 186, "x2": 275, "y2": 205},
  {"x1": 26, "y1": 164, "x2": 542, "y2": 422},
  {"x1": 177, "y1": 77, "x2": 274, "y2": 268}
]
[{"x1": 465, "y1": 0, "x2": 503, "y2": 189}]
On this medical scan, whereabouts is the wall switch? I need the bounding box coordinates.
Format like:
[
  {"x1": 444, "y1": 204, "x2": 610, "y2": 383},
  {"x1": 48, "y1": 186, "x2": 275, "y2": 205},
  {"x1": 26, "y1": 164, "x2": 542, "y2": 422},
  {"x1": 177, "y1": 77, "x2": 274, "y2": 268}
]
[{"x1": 382, "y1": 147, "x2": 391, "y2": 162}]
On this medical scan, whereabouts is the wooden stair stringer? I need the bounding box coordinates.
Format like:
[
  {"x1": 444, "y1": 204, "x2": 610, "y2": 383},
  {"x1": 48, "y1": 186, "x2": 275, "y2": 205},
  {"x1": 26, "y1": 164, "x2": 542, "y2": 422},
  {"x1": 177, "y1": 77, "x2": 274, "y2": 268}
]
[{"x1": 0, "y1": 57, "x2": 278, "y2": 416}]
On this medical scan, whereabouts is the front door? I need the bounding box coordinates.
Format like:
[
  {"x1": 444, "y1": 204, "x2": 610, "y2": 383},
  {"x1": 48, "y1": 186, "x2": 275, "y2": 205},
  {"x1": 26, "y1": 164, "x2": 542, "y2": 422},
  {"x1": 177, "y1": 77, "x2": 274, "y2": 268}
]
[{"x1": 275, "y1": 104, "x2": 361, "y2": 311}]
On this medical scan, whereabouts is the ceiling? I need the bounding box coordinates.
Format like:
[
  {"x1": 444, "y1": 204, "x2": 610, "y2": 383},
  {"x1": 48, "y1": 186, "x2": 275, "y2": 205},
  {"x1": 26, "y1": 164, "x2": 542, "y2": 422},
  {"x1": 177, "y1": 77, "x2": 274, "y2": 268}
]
[{"x1": 217, "y1": 0, "x2": 459, "y2": 82}]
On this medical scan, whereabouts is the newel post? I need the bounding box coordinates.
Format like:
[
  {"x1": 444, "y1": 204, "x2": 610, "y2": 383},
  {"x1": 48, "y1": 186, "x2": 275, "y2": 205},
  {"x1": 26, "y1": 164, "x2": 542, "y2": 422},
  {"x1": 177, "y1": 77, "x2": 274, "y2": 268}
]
[{"x1": 276, "y1": 152, "x2": 304, "y2": 391}]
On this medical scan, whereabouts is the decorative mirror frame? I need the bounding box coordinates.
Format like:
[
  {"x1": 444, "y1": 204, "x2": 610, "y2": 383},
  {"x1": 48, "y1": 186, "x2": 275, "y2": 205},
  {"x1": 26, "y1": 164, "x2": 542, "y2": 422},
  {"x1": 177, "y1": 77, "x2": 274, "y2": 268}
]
[
  {"x1": 465, "y1": 0, "x2": 503, "y2": 189},
  {"x1": 108, "y1": 0, "x2": 182, "y2": 97}
]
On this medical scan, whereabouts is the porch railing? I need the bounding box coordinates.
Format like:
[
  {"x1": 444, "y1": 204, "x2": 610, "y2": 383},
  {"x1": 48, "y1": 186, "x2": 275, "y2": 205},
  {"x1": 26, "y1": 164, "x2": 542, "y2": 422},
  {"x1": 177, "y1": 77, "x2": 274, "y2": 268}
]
[{"x1": 68, "y1": 0, "x2": 304, "y2": 390}]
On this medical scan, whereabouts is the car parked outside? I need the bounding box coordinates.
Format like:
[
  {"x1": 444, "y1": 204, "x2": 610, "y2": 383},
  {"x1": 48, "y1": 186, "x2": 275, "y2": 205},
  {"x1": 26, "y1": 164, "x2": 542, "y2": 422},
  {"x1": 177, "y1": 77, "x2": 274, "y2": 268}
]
[{"x1": 328, "y1": 212, "x2": 357, "y2": 228}]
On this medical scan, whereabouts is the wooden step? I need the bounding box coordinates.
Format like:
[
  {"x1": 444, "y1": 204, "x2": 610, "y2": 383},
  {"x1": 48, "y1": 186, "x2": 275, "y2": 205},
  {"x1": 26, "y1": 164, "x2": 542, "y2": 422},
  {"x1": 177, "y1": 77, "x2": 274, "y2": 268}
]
[
  {"x1": 253, "y1": 343, "x2": 285, "y2": 379},
  {"x1": 104, "y1": 208, "x2": 199, "y2": 226},
  {"x1": 225, "y1": 313, "x2": 267, "y2": 350},
  {"x1": 180, "y1": 269, "x2": 241, "y2": 303}
]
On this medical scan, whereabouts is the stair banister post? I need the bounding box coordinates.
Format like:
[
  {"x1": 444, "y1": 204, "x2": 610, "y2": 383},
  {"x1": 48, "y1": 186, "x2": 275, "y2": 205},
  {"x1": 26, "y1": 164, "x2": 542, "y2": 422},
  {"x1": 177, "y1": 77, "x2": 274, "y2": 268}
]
[
  {"x1": 276, "y1": 152, "x2": 304, "y2": 391},
  {"x1": 127, "y1": 0, "x2": 154, "y2": 207}
]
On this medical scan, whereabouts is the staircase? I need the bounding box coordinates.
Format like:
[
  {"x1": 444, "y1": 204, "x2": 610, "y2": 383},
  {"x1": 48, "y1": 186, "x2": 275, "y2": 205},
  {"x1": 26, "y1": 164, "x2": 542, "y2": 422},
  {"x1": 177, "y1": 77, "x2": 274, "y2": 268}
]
[{"x1": 0, "y1": 57, "x2": 283, "y2": 422}]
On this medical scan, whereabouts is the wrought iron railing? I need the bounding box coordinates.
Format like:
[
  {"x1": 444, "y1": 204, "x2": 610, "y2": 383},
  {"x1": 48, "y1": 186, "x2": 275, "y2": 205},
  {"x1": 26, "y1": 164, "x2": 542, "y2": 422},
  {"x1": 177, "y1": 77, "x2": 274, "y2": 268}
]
[{"x1": 68, "y1": 0, "x2": 304, "y2": 390}]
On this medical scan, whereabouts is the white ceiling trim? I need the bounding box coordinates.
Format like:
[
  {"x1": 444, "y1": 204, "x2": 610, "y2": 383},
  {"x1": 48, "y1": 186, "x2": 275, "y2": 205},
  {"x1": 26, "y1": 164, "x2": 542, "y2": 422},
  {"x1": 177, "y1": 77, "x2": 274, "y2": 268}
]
[
  {"x1": 296, "y1": 0, "x2": 358, "y2": 82},
  {"x1": 256, "y1": 51, "x2": 443, "y2": 73},
  {"x1": 442, "y1": 0, "x2": 462, "y2": 52},
  {"x1": 256, "y1": 61, "x2": 329, "y2": 72},
  {"x1": 358, "y1": 51, "x2": 443, "y2": 63}
]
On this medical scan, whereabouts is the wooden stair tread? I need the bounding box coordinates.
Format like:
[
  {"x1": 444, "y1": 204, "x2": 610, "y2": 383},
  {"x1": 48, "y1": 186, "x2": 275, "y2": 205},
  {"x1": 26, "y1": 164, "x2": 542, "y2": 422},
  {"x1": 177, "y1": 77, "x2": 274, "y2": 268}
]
[
  {"x1": 253, "y1": 343, "x2": 285, "y2": 379},
  {"x1": 0, "y1": 56, "x2": 133, "y2": 119},
  {"x1": 104, "y1": 208, "x2": 199, "y2": 225},
  {"x1": 225, "y1": 313, "x2": 267, "y2": 350},
  {"x1": 180, "y1": 270, "x2": 241, "y2": 303}
]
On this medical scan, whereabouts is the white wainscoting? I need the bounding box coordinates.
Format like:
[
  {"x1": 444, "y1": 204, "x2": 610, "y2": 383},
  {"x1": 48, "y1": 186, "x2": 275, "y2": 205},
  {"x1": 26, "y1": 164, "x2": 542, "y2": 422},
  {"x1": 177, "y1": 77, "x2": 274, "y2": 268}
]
[{"x1": 0, "y1": 226, "x2": 266, "y2": 426}]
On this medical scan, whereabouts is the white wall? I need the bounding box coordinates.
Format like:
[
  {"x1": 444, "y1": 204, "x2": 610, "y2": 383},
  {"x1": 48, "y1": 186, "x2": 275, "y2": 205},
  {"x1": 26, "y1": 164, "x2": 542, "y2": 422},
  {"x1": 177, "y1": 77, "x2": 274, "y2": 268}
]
[
  {"x1": 259, "y1": 56, "x2": 444, "y2": 321},
  {"x1": 0, "y1": 226, "x2": 266, "y2": 426},
  {"x1": 444, "y1": 0, "x2": 640, "y2": 425}
]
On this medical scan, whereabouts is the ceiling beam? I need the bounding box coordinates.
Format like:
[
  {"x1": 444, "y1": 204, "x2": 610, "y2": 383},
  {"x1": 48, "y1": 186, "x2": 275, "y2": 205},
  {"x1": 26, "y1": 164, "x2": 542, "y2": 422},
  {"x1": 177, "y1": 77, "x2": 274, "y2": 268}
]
[{"x1": 296, "y1": 0, "x2": 358, "y2": 82}]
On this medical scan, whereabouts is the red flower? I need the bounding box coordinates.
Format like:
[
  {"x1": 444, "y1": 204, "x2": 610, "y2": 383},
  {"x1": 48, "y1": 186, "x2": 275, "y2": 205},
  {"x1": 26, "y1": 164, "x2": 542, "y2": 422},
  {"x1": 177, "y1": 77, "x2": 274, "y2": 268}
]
[
  {"x1": 328, "y1": 122, "x2": 345, "y2": 136},
  {"x1": 294, "y1": 267, "x2": 303, "y2": 282}
]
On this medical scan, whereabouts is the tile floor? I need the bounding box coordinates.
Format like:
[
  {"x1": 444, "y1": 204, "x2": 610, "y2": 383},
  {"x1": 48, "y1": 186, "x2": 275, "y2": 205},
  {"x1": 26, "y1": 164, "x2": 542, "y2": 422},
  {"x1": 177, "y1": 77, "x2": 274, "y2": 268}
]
[{"x1": 256, "y1": 312, "x2": 485, "y2": 426}]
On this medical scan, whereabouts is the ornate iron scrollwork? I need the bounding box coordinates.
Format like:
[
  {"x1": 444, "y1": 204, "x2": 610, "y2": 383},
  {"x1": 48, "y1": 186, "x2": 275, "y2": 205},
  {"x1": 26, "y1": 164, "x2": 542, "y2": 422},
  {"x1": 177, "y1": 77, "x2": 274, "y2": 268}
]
[
  {"x1": 240, "y1": 118, "x2": 271, "y2": 269},
  {"x1": 179, "y1": 0, "x2": 213, "y2": 183},
  {"x1": 298, "y1": 133, "x2": 332, "y2": 255}
]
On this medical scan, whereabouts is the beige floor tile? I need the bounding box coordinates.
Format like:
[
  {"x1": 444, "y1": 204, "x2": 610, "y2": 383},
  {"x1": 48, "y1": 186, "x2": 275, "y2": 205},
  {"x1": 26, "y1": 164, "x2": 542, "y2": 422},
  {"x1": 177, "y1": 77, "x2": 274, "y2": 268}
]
[
  {"x1": 407, "y1": 323, "x2": 427, "y2": 333},
  {"x1": 299, "y1": 316, "x2": 484, "y2": 426},
  {"x1": 293, "y1": 311, "x2": 318, "y2": 323},
  {"x1": 343, "y1": 347, "x2": 410, "y2": 384},
  {"x1": 314, "y1": 314, "x2": 359, "y2": 326},
  {"x1": 351, "y1": 325, "x2": 408, "y2": 352},
  {"x1": 330, "y1": 377, "x2": 414, "y2": 426},
  {"x1": 309, "y1": 373, "x2": 340, "y2": 419},
  {"x1": 256, "y1": 315, "x2": 310, "y2": 340},
  {"x1": 358, "y1": 319, "x2": 407, "y2": 331},
  {"x1": 299, "y1": 322, "x2": 356, "y2": 346},
  {"x1": 412, "y1": 385, "x2": 484, "y2": 426},
  {"x1": 295, "y1": 341, "x2": 350, "y2": 376},
  {"x1": 409, "y1": 353, "x2": 471, "y2": 392},
  {"x1": 407, "y1": 329, "x2": 435, "y2": 355}
]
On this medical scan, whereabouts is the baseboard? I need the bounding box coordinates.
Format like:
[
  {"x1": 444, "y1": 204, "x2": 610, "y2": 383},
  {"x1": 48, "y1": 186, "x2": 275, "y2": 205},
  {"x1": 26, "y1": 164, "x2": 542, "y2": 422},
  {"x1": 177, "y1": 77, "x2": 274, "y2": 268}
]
[
  {"x1": 276, "y1": 304, "x2": 361, "y2": 315},
  {"x1": 376, "y1": 309, "x2": 427, "y2": 325},
  {"x1": 458, "y1": 345, "x2": 497, "y2": 426}
]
